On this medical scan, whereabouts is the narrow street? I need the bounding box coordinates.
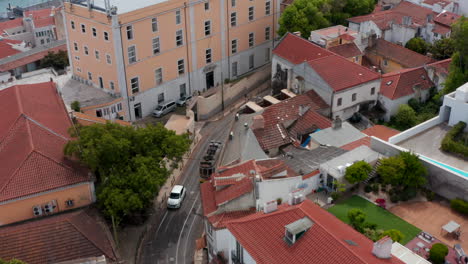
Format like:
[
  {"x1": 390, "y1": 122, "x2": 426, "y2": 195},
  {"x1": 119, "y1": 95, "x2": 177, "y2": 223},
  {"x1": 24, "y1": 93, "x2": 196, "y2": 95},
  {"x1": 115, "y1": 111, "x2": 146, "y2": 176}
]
[{"x1": 139, "y1": 113, "x2": 235, "y2": 264}]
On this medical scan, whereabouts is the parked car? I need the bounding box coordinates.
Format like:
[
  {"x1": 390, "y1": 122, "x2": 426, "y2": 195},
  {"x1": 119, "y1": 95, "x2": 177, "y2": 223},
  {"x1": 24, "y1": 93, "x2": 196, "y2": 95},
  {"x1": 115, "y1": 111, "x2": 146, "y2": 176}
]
[
  {"x1": 167, "y1": 185, "x2": 186, "y2": 209},
  {"x1": 176, "y1": 95, "x2": 192, "y2": 106},
  {"x1": 153, "y1": 101, "x2": 176, "y2": 118}
]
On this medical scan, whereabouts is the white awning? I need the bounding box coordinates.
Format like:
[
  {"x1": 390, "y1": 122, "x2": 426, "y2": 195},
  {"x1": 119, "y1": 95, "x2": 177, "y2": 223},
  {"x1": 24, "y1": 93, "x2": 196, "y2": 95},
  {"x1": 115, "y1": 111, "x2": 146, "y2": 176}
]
[
  {"x1": 263, "y1": 95, "x2": 281, "y2": 105},
  {"x1": 281, "y1": 89, "x2": 296, "y2": 98},
  {"x1": 245, "y1": 102, "x2": 263, "y2": 113},
  {"x1": 443, "y1": 220, "x2": 460, "y2": 233}
]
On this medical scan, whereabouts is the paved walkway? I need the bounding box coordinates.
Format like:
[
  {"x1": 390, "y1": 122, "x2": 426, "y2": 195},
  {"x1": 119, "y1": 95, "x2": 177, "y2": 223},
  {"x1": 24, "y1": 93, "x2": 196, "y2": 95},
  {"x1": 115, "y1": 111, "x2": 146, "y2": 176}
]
[{"x1": 390, "y1": 201, "x2": 468, "y2": 250}]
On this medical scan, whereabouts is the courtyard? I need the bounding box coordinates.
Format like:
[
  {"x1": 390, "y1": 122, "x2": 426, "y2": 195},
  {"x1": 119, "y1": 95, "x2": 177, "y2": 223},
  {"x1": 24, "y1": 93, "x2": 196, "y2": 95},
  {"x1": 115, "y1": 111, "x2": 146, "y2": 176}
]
[{"x1": 328, "y1": 195, "x2": 421, "y2": 244}]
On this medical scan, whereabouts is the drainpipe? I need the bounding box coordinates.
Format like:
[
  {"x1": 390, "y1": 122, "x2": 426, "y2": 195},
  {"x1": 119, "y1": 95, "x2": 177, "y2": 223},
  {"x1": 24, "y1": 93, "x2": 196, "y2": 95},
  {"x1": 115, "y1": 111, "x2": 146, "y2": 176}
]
[
  {"x1": 226, "y1": 0, "x2": 231, "y2": 79},
  {"x1": 183, "y1": 2, "x2": 192, "y2": 96}
]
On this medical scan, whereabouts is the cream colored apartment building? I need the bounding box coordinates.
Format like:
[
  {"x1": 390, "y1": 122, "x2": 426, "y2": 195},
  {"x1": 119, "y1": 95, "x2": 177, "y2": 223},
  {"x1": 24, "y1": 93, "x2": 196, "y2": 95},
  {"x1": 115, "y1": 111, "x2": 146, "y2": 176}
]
[{"x1": 63, "y1": 0, "x2": 279, "y2": 121}]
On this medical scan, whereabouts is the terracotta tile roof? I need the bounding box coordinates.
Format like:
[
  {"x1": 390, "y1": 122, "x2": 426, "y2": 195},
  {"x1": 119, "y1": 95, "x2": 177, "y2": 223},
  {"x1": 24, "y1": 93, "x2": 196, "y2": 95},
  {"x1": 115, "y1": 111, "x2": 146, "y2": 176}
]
[
  {"x1": 0, "y1": 83, "x2": 90, "y2": 203},
  {"x1": 289, "y1": 109, "x2": 332, "y2": 139},
  {"x1": 427, "y1": 58, "x2": 451, "y2": 75},
  {"x1": 329, "y1": 42, "x2": 362, "y2": 58},
  {"x1": 340, "y1": 137, "x2": 371, "y2": 151},
  {"x1": 433, "y1": 24, "x2": 451, "y2": 35},
  {"x1": 302, "y1": 169, "x2": 320, "y2": 180},
  {"x1": 348, "y1": 1, "x2": 433, "y2": 30},
  {"x1": 0, "y1": 210, "x2": 117, "y2": 264},
  {"x1": 273, "y1": 33, "x2": 334, "y2": 64},
  {"x1": 362, "y1": 125, "x2": 400, "y2": 141},
  {"x1": 434, "y1": 11, "x2": 460, "y2": 26},
  {"x1": 380, "y1": 66, "x2": 434, "y2": 100},
  {"x1": 423, "y1": 0, "x2": 452, "y2": 8},
  {"x1": 208, "y1": 209, "x2": 257, "y2": 229},
  {"x1": 308, "y1": 55, "x2": 380, "y2": 92},
  {"x1": 312, "y1": 25, "x2": 358, "y2": 39},
  {"x1": 367, "y1": 39, "x2": 434, "y2": 68},
  {"x1": 226, "y1": 200, "x2": 404, "y2": 264},
  {"x1": 215, "y1": 177, "x2": 253, "y2": 206},
  {"x1": 340, "y1": 33, "x2": 356, "y2": 41},
  {"x1": 0, "y1": 43, "x2": 67, "y2": 72},
  {"x1": 0, "y1": 18, "x2": 23, "y2": 33},
  {"x1": 73, "y1": 112, "x2": 131, "y2": 126},
  {"x1": 200, "y1": 181, "x2": 218, "y2": 215},
  {"x1": 24, "y1": 8, "x2": 55, "y2": 28},
  {"x1": 0, "y1": 39, "x2": 23, "y2": 60}
]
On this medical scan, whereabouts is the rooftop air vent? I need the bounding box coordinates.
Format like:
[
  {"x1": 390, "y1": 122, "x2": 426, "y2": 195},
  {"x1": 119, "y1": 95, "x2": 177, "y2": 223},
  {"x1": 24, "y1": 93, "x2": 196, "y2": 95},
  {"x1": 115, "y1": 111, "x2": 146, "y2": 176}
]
[{"x1": 284, "y1": 217, "x2": 314, "y2": 246}]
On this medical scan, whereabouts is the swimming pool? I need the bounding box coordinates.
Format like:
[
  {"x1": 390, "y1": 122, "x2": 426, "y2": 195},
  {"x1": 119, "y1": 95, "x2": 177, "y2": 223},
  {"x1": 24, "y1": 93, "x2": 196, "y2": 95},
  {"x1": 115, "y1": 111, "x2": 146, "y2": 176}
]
[{"x1": 420, "y1": 156, "x2": 468, "y2": 177}]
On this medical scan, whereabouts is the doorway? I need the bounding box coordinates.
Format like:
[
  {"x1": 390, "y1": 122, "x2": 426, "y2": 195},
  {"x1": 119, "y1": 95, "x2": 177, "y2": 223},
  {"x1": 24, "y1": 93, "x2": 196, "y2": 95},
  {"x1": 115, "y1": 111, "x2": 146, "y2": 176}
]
[
  {"x1": 134, "y1": 103, "x2": 142, "y2": 119},
  {"x1": 206, "y1": 71, "x2": 214, "y2": 89},
  {"x1": 99, "y1": 77, "x2": 104, "y2": 89}
]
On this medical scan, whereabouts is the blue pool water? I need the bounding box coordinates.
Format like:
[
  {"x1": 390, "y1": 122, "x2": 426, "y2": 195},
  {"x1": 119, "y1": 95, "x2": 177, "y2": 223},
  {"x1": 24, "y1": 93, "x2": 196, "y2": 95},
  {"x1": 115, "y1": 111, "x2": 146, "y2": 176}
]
[{"x1": 421, "y1": 156, "x2": 468, "y2": 177}]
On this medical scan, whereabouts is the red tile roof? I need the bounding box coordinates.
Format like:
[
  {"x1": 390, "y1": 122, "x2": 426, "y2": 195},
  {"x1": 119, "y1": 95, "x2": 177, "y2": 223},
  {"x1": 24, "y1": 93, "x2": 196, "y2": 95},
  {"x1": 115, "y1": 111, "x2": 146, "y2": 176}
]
[
  {"x1": 253, "y1": 90, "x2": 330, "y2": 150},
  {"x1": 427, "y1": 58, "x2": 451, "y2": 75},
  {"x1": 380, "y1": 66, "x2": 434, "y2": 100},
  {"x1": 367, "y1": 39, "x2": 434, "y2": 68},
  {"x1": 0, "y1": 18, "x2": 23, "y2": 33},
  {"x1": 348, "y1": 1, "x2": 434, "y2": 30},
  {"x1": 423, "y1": 0, "x2": 452, "y2": 8},
  {"x1": 227, "y1": 200, "x2": 404, "y2": 264},
  {"x1": 340, "y1": 33, "x2": 356, "y2": 41},
  {"x1": 0, "y1": 43, "x2": 66, "y2": 72},
  {"x1": 24, "y1": 8, "x2": 55, "y2": 28},
  {"x1": 208, "y1": 209, "x2": 257, "y2": 229},
  {"x1": 434, "y1": 11, "x2": 460, "y2": 26},
  {"x1": 215, "y1": 177, "x2": 253, "y2": 206},
  {"x1": 329, "y1": 42, "x2": 362, "y2": 58},
  {"x1": 433, "y1": 24, "x2": 451, "y2": 35},
  {"x1": 308, "y1": 55, "x2": 380, "y2": 92},
  {"x1": 340, "y1": 137, "x2": 371, "y2": 151},
  {"x1": 302, "y1": 169, "x2": 320, "y2": 180},
  {"x1": 0, "y1": 210, "x2": 117, "y2": 264},
  {"x1": 289, "y1": 108, "x2": 332, "y2": 138},
  {"x1": 362, "y1": 125, "x2": 400, "y2": 141},
  {"x1": 273, "y1": 33, "x2": 334, "y2": 64},
  {"x1": 0, "y1": 83, "x2": 91, "y2": 203},
  {"x1": 0, "y1": 39, "x2": 23, "y2": 60}
]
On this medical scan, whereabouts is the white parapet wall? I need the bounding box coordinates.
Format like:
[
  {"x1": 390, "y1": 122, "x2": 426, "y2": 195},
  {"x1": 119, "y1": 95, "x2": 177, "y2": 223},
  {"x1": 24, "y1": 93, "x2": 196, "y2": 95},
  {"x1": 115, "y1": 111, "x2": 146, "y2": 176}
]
[{"x1": 388, "y1": 116, "x2": 443, "y2": 145}]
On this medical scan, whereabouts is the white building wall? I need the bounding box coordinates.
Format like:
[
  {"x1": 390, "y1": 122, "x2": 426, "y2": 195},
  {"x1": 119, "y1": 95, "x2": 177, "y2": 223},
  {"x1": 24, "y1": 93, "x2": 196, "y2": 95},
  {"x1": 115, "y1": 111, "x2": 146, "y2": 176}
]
[
  {"x1": 353, "y1": 21, "x2": 383, "y2": 38},
  {"x1": 388, "y1": 25, "x2": 417, "y2": 46},
  {"x1": 227, "y1": 230, "x2": 256, "y2": 264},
  {"x1": 378, "y1": 89, "x2": 431, "y2": 121},
  {"x1": 256, "y1": 176, "x2": 302, "y2": 207},
  {"x1": 296, "y1": 63, "x2": 334, "y2": 105},
  {"x1": 332, "y1": 79, "x2": 381, "y2": 120},
  {"x1": 441, "y1": 88, "x2": 468, "y2": 126}
]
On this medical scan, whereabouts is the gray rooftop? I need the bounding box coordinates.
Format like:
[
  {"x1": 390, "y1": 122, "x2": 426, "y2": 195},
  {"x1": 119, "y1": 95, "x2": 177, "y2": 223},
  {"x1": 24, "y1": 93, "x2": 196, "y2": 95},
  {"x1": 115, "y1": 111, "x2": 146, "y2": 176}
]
[
  {"x1": 310, "y1": 122, "x2": 366, "y2": 148},
  {"x1": 61, "y1": 78, "x2": 117, "y2": 108},
  {"x1": 221, "y1": 113, "x2": 268, "y2": 166},
  {"x1": 320, "y1": 146, "x2": 381, "y2": 179},
  {"x1": 0, "y1": 39, "x2": 66, "y2": 66},
  {"x1": 279, "y1": 145, "x2": 347, "y2": 175}
]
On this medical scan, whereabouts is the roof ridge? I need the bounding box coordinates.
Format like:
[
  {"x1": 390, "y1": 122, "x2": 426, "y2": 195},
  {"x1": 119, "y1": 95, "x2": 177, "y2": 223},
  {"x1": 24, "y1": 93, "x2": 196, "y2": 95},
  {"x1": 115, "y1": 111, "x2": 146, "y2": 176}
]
[
  {"x1": 23, "y1": 113, "x2": 69, "y2": 141},
  {"x1": 13, "y1": 85, "x2": 24, "y2": 115},
  {"x1": 0, "y1": 114, "x2": 25, "y2": 145},
  {"x1": 0, "y1": 150, "x2": 34, "y2": 195}
]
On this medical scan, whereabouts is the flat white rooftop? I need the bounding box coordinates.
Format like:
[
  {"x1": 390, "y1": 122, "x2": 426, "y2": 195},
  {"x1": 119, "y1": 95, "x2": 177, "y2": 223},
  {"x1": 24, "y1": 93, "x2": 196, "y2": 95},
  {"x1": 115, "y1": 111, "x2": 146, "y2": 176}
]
[{"x1": 82, "y1": 0, "x2": 169, "y2": 14}]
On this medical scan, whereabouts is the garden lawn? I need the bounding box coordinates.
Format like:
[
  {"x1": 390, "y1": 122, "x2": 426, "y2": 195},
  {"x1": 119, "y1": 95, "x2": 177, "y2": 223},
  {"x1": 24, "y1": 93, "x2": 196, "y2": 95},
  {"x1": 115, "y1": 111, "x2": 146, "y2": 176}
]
[{"x1": 328, "y1": 195, "x2": 420, "y2": 244}]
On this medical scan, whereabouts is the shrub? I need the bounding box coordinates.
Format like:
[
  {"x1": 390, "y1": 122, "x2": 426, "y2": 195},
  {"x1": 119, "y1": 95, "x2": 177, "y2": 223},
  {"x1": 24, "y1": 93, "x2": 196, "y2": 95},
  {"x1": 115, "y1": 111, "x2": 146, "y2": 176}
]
[
  {"x1": 372, "y1": 184, "x2": 379, "y2": 194},
  {"x1": 451, "y1": 198, "x2": 468, "y2": 215},
  {"x1": 331, "y1": 192, "x2": 341, "y2": 201},
  {"x1": 429, "y1": 243, "x2": 448, "y2": 264},
  {"x1": 425, "y1": 190, "x2": 435, "y2": 201},
  {"x1": 441, "y1": 122, "x2": 468, "y2": 158},
  {"x1": 348, "y1": 209, "x2": 367, "y2": 231},
  {"x1": 71, "y1": 101, "x2": 81, "y2": 112},
  {"x1": 364, "y1": 185, "x2": 372, "y2": 193},
  {"x1": 381, "y1": 229, "x2": 405, "y2": 243},
  {"x1": 400, "y1": 187, "x2": 417, "y2": 201},
  {"x1": 345, "y1": 161, "x2": 372, "y2": 184},
  {"x1": 390, "y1": 194, "x2": 400, "y2": 203},
  {"x1": 276, "y1": 198, "x2": 283, "y2": 205}
]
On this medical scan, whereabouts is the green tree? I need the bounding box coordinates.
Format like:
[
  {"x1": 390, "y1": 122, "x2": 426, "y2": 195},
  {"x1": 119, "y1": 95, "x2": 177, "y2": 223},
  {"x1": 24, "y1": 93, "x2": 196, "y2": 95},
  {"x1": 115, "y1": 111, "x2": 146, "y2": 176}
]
[
  {"x1": 278, "y1": 0, "x2": 330, "y2": 39},
  {"x1": 0, "y1": 259, "x2": 26, "y2": 264},
  {"x1": 381, "y1": 229, "x2": 404, "y2": 243},
  {"x1": 377, "y1": 152, "x2": 427, "y2": 189},
  {"x1": 342, "y1": 0, "x2": 375, "y2": 17},
  {"x1": 64, "y1": 123, "x2": 191, "y2": 224},
  {"x1": 394, "y1": 104, "x2": 417, "y2": 130},
  {"x1": 405, "y1": 37, "x2": 429, "y2": 55},
  {"x1": 71, "y1": 101, "x2": 81, "y2": 112},
  {"x1": 345, "y1": 161, "x2": 372, "y2": 184},
  {"x1": 430, "y1": 38, "x2": 455, "y2": 60},
  {"x1": 348, "y1": 208, "x2": 367, "y2": 231},
  {"x1": 378, "y1": 156, "x2": 405, "y2": 186},
  {"x1": 41, "y1": 50, "x2": 69, "y2": 70},
  {"x1": 429, "y1": 243, "x2": 449, "y2": 264},
  {"x1": 443, "y1": 16, "x2": 468, "y2": 94}
]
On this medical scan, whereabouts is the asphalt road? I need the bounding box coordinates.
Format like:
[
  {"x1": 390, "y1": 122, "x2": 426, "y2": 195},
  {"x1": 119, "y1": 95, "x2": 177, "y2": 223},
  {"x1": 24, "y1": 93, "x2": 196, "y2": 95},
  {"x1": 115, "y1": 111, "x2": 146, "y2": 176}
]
[{"x1": 140, "y1": 113, "x2": 234, "y2": 264}]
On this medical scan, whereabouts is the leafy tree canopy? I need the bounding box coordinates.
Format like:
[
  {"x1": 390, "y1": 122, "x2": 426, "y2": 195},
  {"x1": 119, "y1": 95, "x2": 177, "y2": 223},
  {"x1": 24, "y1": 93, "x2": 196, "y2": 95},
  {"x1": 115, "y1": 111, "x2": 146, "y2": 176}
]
[
  {"x1": 393, "y1": 104, "x2": 418, "y2": 130},
  {"x1": 377, "y1": 152, "x2": 427, "y2": 189},
  {"x1": 381, "y1": 229, "x2": 404, "y2": 243},
  {"x1": 443, "y1": 16, "x2": 468, "y2": 94},
  {"x1": 430, "y1": 38, "x2": 455, "y2": 60},
  {"x1": 41, "y1": 50, "x2": 69, "y2": 70},
  {"x1": 345, "y1": 161, "x2": 372, "y2": 184},
  {"x1": 405, "y1": 37, "x2": 428, "y2": 55},
  {"x1": 429, "y1": 243, "x2": 449, "y2": 264},
  {"x1": 348, "y1": 208, "x2": 367, "y2": 230},
  {"x1": 65, "y1": 123, "x2": 191, "y2": 224}
]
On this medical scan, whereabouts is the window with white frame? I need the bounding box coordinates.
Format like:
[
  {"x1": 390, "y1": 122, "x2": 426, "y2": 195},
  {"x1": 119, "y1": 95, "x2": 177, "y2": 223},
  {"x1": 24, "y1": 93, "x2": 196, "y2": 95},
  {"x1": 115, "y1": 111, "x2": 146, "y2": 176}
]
[
  {"x1": 106, "y1": 54, "x2": 112, "y2": 64},
  {"x1": 95, "y1": 50, "x2": 100, "y2": 60},
  {"x1": 81, "y1": 24, "x2": 86, "y2": 33},
  {"x1": 131, "y1": 77, "x2": 139, "y2": 93},
  {"x1": 265, "y1": 1, "x2": 271, "y2": 15},
  {"x1": 180, "y1": 83, "x2": 186, "y2": 97},
  {"x1": 71, "y1": 21, "x2": 75, "y2": 30},
  {"x1": 128, "y1": 46, "x2": 136, "y2": 63},
  {"x1": 111, "y1": 105, "x2": 116, "y2": 113},
  {"x1": 152, "y1": 18, "x2": 158, "y2": 32},
  {"x1": 176, "y1": 10, "x2": 181, "y2": 24},
  {"x1": 265, "y1": 26, "x2": 271, "y2": 40},
  {"x1": 205, "y1": 2, "x2": 210, "y2": 10},
  {"x1": 152, "y1": 37, "x2": 160, "y2": 54},
  {"x1": 126, "y1": 25, "x2": 133, "y2": 40},
  {"x1": 158, "y1": 93, "x2": 165, "y2": 103},
  {"x1": 371, "y1": 87, "x2": 375, "y2": 95},
  {"x1": 206, "y1": 48, "x2": 212, "y2": 64},
  {"x1": 249, "y1": 54, "x2": 254, "y2": 69},
  {"x1": 205, "y1": 20, "x2": 211, "y2": 36},
  {"x1": 84, "y1": 46, "x2": 89, "y2": 55},
  {"x1": 231, "y1": 39, "x2": 237, "y2": 54},
  {"x1": 92, "y1": 27, "x2": 97, "y2": 37},
  {"x1": 248, "y1": 7, "x2": 254, "y2": 21},
  {"x1": 155, "y1": 68, "x2": 163, "y2": 85},
  {"x1": 88, "y1": 72, "x2": 93, "y2": 80},
  {"x1": 249, "y1": 32, "x2": 254, "y2": 47},
  {"x1": 232, "y1": 61, "x2": 238, "y2": 77},
  {"x1": 74, "y1": 42, "x2": 78, "y2": 51},
  {"x1": 231, "y1": 0, "x2": 236, "y2": 7},
  {"x1": 104, "y1": 31, "x2": 109, "y2": 41},
  {"x1": 176, "y1": 30, "x2": 183, "y2": 46},
  {"x1": 178, "y1": 59, "x2": 185, "y2": 75},
  {"x1": 110, "y1": 81, "x2": 115, "y2": 90},
  {"x1": 231, "y1": 12, "x2": 237, "y2": 27},
  {"x1": 337, "y1": 98, "x2": 342, "y2": 106},
  {"x1": 117, "y1": 103, "x2": 122, "y2": 111},
  {"x1": 352, "y1": 93, "x2": 357, "y2": 102}
]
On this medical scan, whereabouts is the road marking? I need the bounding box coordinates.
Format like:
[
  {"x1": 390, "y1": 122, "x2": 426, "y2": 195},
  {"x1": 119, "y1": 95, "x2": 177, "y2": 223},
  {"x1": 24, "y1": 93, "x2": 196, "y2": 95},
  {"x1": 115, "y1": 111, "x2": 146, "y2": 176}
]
[
  {"x1": 175, "y1": 194, "x2": 199, "y2": 264},
  {"x1": 183, "y1": 203, "x2": 201, "y2": 262},
  {"x1": 155, "y1": 211, "x2": 168, "y2": 236}
]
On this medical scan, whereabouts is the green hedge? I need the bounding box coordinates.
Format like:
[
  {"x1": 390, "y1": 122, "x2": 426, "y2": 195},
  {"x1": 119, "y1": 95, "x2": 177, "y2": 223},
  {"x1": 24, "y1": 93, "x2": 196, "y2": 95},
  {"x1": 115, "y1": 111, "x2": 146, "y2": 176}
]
[
  {"x1": 429, "y1": 243, "x2": 449, "y2": 264},
  {"x1": 451, "y1": 198, "x2": 468, "y2": 215},
  {"x1": 441, "y1": 122, "x2": 468, "y2": 158}
]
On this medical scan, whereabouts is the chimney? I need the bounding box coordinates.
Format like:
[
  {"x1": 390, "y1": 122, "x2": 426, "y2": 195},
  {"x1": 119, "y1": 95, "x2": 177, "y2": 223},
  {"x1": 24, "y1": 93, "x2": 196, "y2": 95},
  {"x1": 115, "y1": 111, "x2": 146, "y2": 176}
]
[
  {"x1": 372, "y1": 236, "x2": 393, "y2": 259},
  {"x1": 263, "y1": 200, "x2": 278, "y2": 214},
  {"x1": 332, "y1": 117, "x2": 342, "y2": 130},
  {"x1": 293, "y1": 31, "x2": 301, "y2": 37},
  {"x1": 251, "y1": 115, "x2": 265, "y2": 130}
]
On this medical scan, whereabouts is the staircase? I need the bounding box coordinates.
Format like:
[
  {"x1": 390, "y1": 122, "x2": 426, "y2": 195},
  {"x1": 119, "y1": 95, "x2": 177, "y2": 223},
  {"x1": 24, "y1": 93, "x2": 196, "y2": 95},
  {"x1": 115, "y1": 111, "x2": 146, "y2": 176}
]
[{"x1": 363, "y1": 159, "x2": 381, "y2": 185}]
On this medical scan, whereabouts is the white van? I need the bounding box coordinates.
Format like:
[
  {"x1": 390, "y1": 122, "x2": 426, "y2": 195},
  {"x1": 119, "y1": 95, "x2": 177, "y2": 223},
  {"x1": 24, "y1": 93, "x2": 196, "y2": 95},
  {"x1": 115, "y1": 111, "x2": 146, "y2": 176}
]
[{"x1": 153, "y1": 101, "x2": 176, "y2": 118}]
